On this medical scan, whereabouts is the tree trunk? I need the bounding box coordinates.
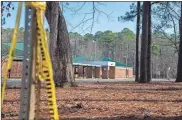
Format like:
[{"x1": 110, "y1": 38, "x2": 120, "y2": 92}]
[
  {"x1": 45, "y1": 2, "x2": 60, "y2": 86},
  {"x1": 139, "y1": 2, "x2": 150, "y2": 83},
  {"x1": 45, "y1": 2, "x2": 76, "y2": 87},
  {"x1": 147, "y1": 2, "x2": 151, "y2": 82},
  {"x1": 176, "y1": 2, "x2": 182, "y2": 82},
  {"x1": 57, "y1": 6, "x2": 75, "y2": 86},
  {"x1": 135, "y1": 2, "x2": 140, "y2": 82}
]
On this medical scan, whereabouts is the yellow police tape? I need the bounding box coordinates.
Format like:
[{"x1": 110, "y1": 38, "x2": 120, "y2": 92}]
[
  {"x1": 1, "y1": 2, "x2": 22, "y2": 106},
  {"x1": 2, "y1": 2, "x2": 59, "y2": 120},
  {"x1": 26, "y1": 2, "x2": 59, "y2": 120},
  {"x1": 26, "y1": 2, "x2": 46, "y2": 11}
]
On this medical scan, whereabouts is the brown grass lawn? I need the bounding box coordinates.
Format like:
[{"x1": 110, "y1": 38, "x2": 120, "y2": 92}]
[{"x1": 2, "y1": 81, "x2": 182, "y2": 120}]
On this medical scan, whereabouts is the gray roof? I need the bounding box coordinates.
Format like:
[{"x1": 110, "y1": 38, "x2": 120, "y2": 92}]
[
  {"x1": 73, "y1": 61, "x2": 114, "y2": 67},
  {"x1": 73, "y1": 62, "x2": 101, "y2": 67}
]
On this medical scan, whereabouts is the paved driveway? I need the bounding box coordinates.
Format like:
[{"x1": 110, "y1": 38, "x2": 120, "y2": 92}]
[{"x1": 2, "y1": 78, "x2": 175, "y2": 85}]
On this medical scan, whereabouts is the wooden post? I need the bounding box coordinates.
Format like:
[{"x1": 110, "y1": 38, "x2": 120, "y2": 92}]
[{"x1": 28, "y1": 10, "x2": 37, "y2": 120}]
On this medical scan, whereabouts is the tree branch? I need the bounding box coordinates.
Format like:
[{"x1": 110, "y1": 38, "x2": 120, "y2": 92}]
[
  {"x1": 68, "y1": 2, "x2": 113, "y2": 34},
  {"x1": 90, "y1": 2, "x2": 95, "y2": 33},
  {"x1": 169, "y1": 9, "x2": 179, "y2": 52},
  {"x1": 71, "y1": 2, "x2": 86, "y2": 16}
]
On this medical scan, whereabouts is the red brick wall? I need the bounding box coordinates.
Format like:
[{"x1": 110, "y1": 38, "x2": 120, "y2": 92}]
[
  {"x1": 115, "y1": 67, "x2": 133, "y2": 78},
  {"x1": 94, "y1": 67, "x2": 101, "y2": 78},
  {"x1": 73, "y1": 66, "x2": 86, "y2": 78},
  {"x1": 101, "y1": 66, "x2": 108, "y2": 79},
  {"x1": 115, "y1": 67, "x2": 126, "y2": 78},
  {"x1": 2, "y1": 61, "x2": 134, "y2": 79},
  {"x1": 109, "y1": 66, "x2": 115, "y2": 79},
  {"x1": 86, "y1": 66, "x2": 93, "y2": 78},
  {"x1": 2, "y1": 61, "x2": 22, "y2": 78},
  {"x1": 128, "y1": 68, "x2": 133, "y2": 78},
  {"x1": 78, "y1": 66, "x2": 84, "y2": 77}
]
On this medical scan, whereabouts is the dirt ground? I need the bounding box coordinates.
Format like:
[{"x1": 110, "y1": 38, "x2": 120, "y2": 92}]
[{"x1": 2, "y1": 81, "x2": 182, "y2": 120}]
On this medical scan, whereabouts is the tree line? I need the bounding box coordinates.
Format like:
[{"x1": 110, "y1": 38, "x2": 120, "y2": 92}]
[{"x1": 2, "y1": 26, "x2": 179, "y2": 80}]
